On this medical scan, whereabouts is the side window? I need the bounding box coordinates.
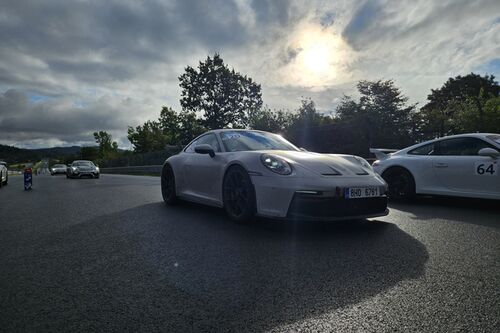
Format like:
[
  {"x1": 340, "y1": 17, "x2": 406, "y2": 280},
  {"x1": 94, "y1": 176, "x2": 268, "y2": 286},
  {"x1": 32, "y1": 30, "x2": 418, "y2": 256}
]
[
  {"x1": 408, "y1": 143, "x2": 434, "y2": 155},
  {"x1": 184, "y1": 134, "x2": 220, "y2": 153},
  {"x1": 435, "y1": 138, "x2": 494, "y2": 156}
]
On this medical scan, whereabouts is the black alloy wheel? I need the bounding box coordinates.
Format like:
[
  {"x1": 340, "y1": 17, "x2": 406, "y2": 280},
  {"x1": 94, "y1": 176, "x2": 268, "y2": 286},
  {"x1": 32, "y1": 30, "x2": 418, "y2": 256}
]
[
  {"x1": 382, "y1": 167, "x2": 416, "y2": 200},
  {"x1": 223, "y1": 166, "x2": 256, "y2": 222},
  {"x1": 161, "y1": 164, "x2": 177, "y2": 205}
]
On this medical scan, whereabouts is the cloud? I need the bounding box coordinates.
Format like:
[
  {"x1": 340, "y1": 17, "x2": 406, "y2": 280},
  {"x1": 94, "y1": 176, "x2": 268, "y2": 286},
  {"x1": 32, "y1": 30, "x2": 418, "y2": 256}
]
[
  {"x1": 0, "y1": 0, "x2": 498, "y2": 148},
  {"x1": 0, "y1": 89, "x2": 142, "y2": 148}
]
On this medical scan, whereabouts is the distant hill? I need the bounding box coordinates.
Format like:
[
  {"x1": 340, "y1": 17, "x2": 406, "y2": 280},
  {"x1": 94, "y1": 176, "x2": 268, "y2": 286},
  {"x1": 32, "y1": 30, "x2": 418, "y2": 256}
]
[{"x1": 0, "y1": 144, "x2": 88, "y2": 163}]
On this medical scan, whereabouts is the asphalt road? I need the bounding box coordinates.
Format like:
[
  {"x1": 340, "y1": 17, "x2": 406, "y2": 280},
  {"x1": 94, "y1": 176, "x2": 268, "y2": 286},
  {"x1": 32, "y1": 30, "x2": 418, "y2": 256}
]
[{"x1": 0, "y1": 174, "x2": 499, "y2": 332}]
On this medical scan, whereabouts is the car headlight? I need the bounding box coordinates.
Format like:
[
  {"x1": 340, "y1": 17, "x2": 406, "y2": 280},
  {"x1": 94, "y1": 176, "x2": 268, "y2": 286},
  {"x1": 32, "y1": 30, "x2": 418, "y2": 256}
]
[
  {"x1": 71, "y1": 167, "x2": 77, "y2": 171},
  {"x1": 260, "y1": 154, "x2": 292, "y2": 175},
  {"x1": 354, "y1": 156, "x2": 373, "y2": 171},
  {"x1": 95, "y1": 167, "x2": 99, "y2": 172}
]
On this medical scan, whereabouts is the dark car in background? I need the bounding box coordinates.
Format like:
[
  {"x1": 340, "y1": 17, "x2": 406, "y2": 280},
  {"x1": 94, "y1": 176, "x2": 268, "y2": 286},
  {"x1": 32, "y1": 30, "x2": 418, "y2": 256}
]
[{"x1": 67, "y1": 160, "x2": 100, "y2": 179}]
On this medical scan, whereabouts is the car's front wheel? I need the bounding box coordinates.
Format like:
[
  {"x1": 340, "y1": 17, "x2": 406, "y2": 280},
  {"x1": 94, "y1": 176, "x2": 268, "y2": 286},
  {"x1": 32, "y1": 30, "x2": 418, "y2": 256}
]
[
  {"x1": 161, "y1": 164, "x2": 177, "y2": 205},
  {"x1": 382, "y1": 167, "x2": 416, "y2": 200},
  {"x1": 222, "y1": 165, "x2": 256, "y2": 223}
]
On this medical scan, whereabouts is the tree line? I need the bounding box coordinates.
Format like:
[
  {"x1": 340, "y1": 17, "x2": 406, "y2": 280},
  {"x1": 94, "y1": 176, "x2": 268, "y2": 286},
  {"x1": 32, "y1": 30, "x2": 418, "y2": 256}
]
[{"x1": 96, "y1": 54, "x2": 499, "y2": 159}]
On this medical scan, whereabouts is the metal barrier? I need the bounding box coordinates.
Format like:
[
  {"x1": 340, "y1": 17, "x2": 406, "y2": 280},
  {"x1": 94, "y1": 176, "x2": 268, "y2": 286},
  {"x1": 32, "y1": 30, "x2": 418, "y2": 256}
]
[{"x1": 100, "y1": 165, "x2": 163, "y2": 176}]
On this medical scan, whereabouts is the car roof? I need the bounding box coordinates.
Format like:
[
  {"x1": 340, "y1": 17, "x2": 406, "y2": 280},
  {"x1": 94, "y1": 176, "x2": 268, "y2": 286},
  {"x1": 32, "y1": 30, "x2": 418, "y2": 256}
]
[
  {"x1": 396, "y1": 133, "x2": 499, "y2": 154},
  {"x1": 208, "y1": 129, "x2": 269, "y2": 135}
]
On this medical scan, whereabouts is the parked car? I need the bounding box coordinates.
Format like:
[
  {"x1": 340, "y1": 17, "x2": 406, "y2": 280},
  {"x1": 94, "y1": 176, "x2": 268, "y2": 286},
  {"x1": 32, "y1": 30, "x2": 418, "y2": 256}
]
[
  {"x1": 50, "y1": 164, "x2": 68, "y2": 175},
  {"x1": 67, "y1": 160, "x2": 100, "y2": 179},
  {"x1": 0, "y1": 161, "x2": 8, "y2": 188},
  {"x1": 161, "y1": 129, "x2": 388, "y2": 222},
  {"x1": 371, "y1": 133, "x2": 500, "y2": 200}
]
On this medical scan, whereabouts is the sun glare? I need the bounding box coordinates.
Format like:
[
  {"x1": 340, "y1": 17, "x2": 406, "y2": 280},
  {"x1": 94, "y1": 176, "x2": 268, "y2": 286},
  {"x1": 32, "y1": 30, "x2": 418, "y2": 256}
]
[
  {"x1": 277, "y1": 24, "x2": 354, "y2": 87},
  {"x1": 302, "y1": 44, "x2": 330, "y2": 74}
]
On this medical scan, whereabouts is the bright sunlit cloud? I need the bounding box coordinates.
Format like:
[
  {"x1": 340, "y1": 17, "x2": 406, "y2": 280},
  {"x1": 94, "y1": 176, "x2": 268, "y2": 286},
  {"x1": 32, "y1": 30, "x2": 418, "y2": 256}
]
[{"x1": 274, "y1": 23, "x2": 355, "y2": 88}]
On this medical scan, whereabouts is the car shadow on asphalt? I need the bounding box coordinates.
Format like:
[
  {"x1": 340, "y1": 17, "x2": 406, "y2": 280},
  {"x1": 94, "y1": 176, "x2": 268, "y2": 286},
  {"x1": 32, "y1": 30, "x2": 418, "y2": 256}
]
[
  {"x1": 2, "y1": 201, "x2": 429, "y2": 332},
  {"x1": 388, "y1": 196, "x2": 500, "y2": 229}
]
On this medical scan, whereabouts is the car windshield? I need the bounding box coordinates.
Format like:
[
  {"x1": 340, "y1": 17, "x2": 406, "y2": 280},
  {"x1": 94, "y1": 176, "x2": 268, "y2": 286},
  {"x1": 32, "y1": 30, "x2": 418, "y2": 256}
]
[
  {"x1": 220, "y1": 131, "x2": 299, "y2": 152},
  {"x1": 487, "y1": 135, "x2": 500, "y2": 146},
  {"x1": 54, "y1": 164, "x2": 66, "y2": 167},
  {"x1": 73, "y1": 161, "x2": 93, "y2": 166}
]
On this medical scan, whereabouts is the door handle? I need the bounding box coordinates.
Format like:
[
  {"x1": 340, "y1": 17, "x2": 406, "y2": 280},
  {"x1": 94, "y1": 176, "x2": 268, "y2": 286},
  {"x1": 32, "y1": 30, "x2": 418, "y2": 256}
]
[{"x1": 434, "y1": 163, "x2": 448, "y2": 168}]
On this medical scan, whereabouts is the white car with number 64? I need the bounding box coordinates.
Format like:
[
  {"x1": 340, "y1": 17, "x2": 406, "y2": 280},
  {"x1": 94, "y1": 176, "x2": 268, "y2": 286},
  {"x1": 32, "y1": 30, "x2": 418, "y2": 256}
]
[{"x1": 371, "y1": 133, "x2": 500, "y2": 200}]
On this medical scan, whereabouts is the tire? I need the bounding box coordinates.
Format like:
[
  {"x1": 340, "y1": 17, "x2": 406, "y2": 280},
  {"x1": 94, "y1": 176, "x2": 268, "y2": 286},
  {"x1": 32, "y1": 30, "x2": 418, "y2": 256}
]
[
  {"x1": 0, "y1": 171, "x2": 3, "y2": 188},
  {"x1": 66, "y1": 173, "x2": 70, "y2": 179},
  {"x1": 4, "y1": 173, "x2": 7, "y2": 185},
  {"x1": 95, "y1": 174, "x2": 100, "y2": 179},
  {"x1": 161, "y1": 164, "x2": 178, "y2": 205},
  {"x1": 222, "y1": 165, "x2": 256, "y2": 223},
  {"x1": 382, "y1": 167, "x2": 416, "y2": 200}
]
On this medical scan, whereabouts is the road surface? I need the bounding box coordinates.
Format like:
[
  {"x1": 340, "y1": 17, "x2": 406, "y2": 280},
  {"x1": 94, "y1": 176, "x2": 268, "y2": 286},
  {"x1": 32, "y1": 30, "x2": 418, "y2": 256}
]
[{"x1": 0, "y1": 174, "x2": 499, "y2": 332}]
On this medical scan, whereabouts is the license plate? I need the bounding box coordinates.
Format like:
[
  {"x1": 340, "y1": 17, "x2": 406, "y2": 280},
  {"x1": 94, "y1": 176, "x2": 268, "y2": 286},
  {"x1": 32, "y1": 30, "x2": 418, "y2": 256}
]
[{"x1": 345, "y1": 187, "x2": 379, "y2": 199}]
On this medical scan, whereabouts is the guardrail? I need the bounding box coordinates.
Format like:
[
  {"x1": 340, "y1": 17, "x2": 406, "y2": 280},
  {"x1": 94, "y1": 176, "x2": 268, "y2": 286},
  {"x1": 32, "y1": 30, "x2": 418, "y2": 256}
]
[{"x1": 100, "y1": 165, "x2": 163, "y2": 176}]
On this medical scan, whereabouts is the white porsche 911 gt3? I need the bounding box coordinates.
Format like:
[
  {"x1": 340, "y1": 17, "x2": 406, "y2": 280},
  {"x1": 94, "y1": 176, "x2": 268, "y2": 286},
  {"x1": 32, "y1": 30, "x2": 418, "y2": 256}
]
[
  {"x1": 161, "y1": 129, "x2": 388, "y2": 222},
  {"x1": 371, "y1": 133, "x2": 500, "y2": 200}
]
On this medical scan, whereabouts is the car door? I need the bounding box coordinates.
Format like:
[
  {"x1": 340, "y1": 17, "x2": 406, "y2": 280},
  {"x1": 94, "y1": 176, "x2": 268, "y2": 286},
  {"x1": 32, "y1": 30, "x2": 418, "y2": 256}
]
[
  {"x1": 432, "y1": 137, "x2": 499, "y2": 195},
  {"x1": 182, "y1": 133, "x2": 223, "y2": 201}
]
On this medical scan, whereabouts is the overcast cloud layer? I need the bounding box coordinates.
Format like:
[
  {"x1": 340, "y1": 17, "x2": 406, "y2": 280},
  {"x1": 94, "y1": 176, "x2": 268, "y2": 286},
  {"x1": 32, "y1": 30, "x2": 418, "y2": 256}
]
[{"x1": 0, "y1": 0, "x2": 499, "y2": 148}]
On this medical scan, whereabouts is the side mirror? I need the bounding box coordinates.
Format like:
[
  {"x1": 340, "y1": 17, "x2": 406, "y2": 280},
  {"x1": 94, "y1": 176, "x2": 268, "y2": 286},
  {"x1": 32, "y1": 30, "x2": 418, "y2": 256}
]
[
  {"x1": 478, "y1": 147, "x2": 500, "y2": 159},
  {"x1": 194, "y1": 144, "x2": 215, "y2": 157}
]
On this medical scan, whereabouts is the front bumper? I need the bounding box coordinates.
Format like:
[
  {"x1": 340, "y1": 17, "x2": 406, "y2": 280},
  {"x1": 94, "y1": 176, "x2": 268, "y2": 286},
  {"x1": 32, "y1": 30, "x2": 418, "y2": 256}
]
[
  {"x1": 287, "y1": 194, "x2": 388, "y2": 221},
  {"x1": 251, "y1": 175, "x2": 388, "y2": 220},
  {"x1": 70, "y1": 171, "x2": 99, "y2": 178}
]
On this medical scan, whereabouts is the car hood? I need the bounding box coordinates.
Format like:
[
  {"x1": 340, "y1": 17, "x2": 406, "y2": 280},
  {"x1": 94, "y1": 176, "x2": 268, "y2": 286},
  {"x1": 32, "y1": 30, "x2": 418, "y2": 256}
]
[{"x1": 263, "y1": 150, "x2": 371, "y2": 176}]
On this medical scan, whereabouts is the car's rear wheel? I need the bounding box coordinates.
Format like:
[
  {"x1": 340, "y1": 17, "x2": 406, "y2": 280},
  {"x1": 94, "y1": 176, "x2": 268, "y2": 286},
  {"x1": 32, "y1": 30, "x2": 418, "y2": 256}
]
[
  {"x1": 382, "y1": 167, "x2": 416, "y2": 200},
  {"x1": 161, "y1": 164, "x2": 177, "y2": 205},
  {"x1": 223, "y1": 165, "x2": 256, "y2": 223}
]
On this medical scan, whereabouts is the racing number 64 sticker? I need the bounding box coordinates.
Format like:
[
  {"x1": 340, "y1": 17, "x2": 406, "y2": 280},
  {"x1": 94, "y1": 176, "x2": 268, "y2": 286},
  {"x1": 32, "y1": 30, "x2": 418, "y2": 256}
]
[{"x1": 474, "y1": 161, "x2": 498, "y2": 176}]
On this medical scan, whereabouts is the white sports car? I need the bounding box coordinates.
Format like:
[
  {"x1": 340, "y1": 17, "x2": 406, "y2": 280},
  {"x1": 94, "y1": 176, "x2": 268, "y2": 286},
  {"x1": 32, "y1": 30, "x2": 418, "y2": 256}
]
[
  {"x1": 161, "y1": 129, "x2": 388, "y2": 222},
  {"x1": 371, "y1": 133, "x2": 500, "y2": 200},
  {"x1": 0, "y1": 161, "x2": 8, "y2": 188}
]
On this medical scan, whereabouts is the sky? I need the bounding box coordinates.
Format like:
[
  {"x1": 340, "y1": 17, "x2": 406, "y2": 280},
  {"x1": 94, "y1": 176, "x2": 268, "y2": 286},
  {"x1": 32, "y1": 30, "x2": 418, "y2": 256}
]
[{"x1": 0, "y1": 0, "x2": 499, "y2": 149}]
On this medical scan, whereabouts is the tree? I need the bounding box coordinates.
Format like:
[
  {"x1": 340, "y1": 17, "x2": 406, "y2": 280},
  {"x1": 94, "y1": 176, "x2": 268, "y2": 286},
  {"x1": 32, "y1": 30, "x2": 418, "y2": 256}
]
[
  {"x1": 179, "y1": 54, "x2": 263, "y2": 129},
  {"x1": 81, "y1": 146, "x2": 99, "y2": 161},
  {"x1": 128, "y1": 106, "x2": 206, "y2": 153},
  {"x1": 127, "y1": 121, "x2": 168, "y2": 153},
  {"x1": 335, "y1": 80, "x2": 416, "y2": 148},
  {"x1": 158, "y1": 106, "x2": 181, "y2": 143},
  {"x1": 177, "y1": 111, "x2": 206, "y2": 145},
  {"x1": 248, "y1": 106, "x2": 293, "y2": 133},
  {"x1": 420, "y1": 73, "x2": 499, "y2": 137},
  {"x1": 93, "y1": 131, "x2": 119, "y2": 159}
]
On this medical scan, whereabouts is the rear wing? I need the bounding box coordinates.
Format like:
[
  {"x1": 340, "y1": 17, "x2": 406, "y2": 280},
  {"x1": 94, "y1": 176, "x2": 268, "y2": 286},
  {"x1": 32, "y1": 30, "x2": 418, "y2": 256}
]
[{"x1": 369, "y1": 148, "x2": 398, "y2": 160}]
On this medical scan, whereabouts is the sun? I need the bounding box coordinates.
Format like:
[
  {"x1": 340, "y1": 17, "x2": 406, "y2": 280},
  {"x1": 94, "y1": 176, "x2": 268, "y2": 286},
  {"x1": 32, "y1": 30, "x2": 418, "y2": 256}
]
[
  {"x1": 275, "y1": 24, "x2": 354, "y2": 87},
  {"x1": 302, "y1": 44, "x2": 330, "y2": 74}
]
